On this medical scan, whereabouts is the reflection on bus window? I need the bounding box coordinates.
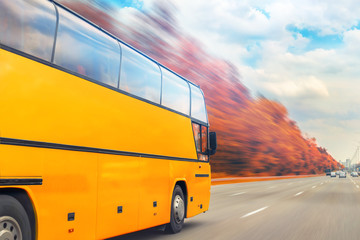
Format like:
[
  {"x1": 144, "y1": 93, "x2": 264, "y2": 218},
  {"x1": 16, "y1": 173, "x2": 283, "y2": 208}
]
[
  {"x1": 0, "y1": 0, "x2": 56, "y2": 61},
  {"x1": 192, "y1": 123, "x2": 201, "y2": 152},
  {"x1": 54, "y1": 7, "x2": 120, "y2": 88},
  {"x1": 161, "y1": 67, "x2": 190, "y2": 115},
  {"x1": 192, "y1": 123, "x2": 209, "y2": 161},
  {"x1": 190, "y1": 84, "x2": 208, "y2": 123},
  {"x1": 119, "y1": 43, "x2": 161, "y2": 104},
  {"x1": 201, "y1": 125, "x2": 208, "y2": 153}
]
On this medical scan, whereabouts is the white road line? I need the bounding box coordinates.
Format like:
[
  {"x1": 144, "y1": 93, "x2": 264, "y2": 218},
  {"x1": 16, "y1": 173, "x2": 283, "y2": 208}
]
[
  {"x1": 320, "y1": 182, "x2": 323, "y2": 185},
  {"x1": 350, "y1": 177, "x2": 357, "y2": 186},
  {"x1": 268, "y1": 186, "x2": 276, "y2": 189},
  {"x1": 294, "y1": 191, "x2": 304, "y2": 196},
  {"x1": 241, "y1": 206, "x2": 268, "y2": 218},
  {"x1": 231, "y1": 192, "x2": 246, "y2": 196},
  {"x1": 357, "y1": 185, "x2": 359, "y2": 189},
  {"x1": 312, "y1": 186, "x2": 316, "y2": 189}
]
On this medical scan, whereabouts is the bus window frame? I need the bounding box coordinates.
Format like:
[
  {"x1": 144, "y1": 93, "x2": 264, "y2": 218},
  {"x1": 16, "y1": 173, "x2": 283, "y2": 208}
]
[
  {"x1": 115, "y1": 41, "x2": 124, "y2": 89},
  {"x1": 54, "y1": 6, "x2": 121, "y2": 88},
  {"x1": 189, "y1": 82, "x2": 208, "y2": 123},
  {"x1": 160, "y1": 66, "x2": 191, "y2": 115},
  {"x1": 118, "y1": 42, "x2": 162, "y2": 104},
  {"x1": 191, "y1": 121, "x2": 210, "y2": 162},
  {"x1": 0, "y1": 0, "x2": 58, "y2": 62},
  {"x1": 50, "y1": 1, "x2": 59, "y2": 63}
]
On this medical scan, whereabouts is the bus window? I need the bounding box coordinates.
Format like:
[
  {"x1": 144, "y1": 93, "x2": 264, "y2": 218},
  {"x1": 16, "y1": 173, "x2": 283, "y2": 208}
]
[
  {"x1": 190, "y1": 84, "x2": 208, "y2": 123},
  {"x1": 201, "y1": 125, "x2": 208, "y2": 153},
  {"x1": 119, "y1": 43, "x2": 161, "y2": 104},
  {"x1": 54, "y1": 7, "x2": 120, "y2": 88},
  {"x1": 192, "y1": 122, "x2": 209, "y2": 161},
  {"x1": 160, "y1": 67, "x2": 190, "y2": 115},
  {"x1": 0, "y1": 0, "x2": 56, "y2": 61},
  {"x1": 192, "y1": 123, "x2": 201, "y2": 152}
]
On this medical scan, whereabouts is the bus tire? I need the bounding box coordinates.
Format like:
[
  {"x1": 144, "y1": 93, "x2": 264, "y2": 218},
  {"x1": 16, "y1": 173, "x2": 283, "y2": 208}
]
[
  {"x1": 0, "y1": 195, "x2": 32, "y2": 240},
  {"x1": 165, "y1": 185, "x2": 185, "y2": 234}
]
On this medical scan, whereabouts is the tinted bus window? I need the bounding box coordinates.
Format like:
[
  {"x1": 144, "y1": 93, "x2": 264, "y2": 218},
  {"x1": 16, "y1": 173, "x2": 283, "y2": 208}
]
[
  {"x1": 190, "y1": 84, "x2": 208, "y2": 123},
  {"x1": 54, "y1": 7, "x2": 120, "y2": 88},
  {"x1": 192, "y1": 122, "x2": 209, "y2": 161},
  {"x1": 119, "y1": 44, "x2": 161, "y2": 104},
  {"x1": 192, "y1": 123, "x2": 201, "y2": 152},
  {"x1": 201, "y1": 125, "x2": 208, "y2": 153},
  {"x1": 161, "y1": 67, "x2": 190, "y2": 115},
  {"x1": 0, "y1": 0, "x2": 56, "y2": 61}
]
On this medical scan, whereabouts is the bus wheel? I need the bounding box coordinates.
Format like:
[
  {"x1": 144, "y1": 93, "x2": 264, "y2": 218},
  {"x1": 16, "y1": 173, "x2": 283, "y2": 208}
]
[
  {"x1": 165, "y1": 185, "x2": 185, "y2": 234},
  {"x1": 0, "y1": 195, "x2": 32, "y2": 240}
]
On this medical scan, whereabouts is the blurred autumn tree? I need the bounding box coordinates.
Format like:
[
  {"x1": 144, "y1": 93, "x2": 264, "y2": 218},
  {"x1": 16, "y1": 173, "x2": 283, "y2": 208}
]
[{"x1": 60, "y1": 0, "x2": 339, "y2": 176}]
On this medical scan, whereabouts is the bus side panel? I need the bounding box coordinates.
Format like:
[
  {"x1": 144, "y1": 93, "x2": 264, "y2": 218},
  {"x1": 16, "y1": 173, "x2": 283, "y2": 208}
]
[
  {"x1": 96, "y1": 155, "x2": 140, "y2": 239},
  {"x1": 138, "y1": 158, "x2": 170, "y2": 230},
  {"x1": 169, "y1": 161, "x2": 194, "y2": 218},
  {"x1": 191, "y1": 162, "x2": 211, "y2": 216},
  {"x1": 0, "y1": 144, "x2": 44, "y2": 177},
  {"x1": 36, "y1": 148, "x2": 98, "y2": 240},
  {"x1": 0, "y1": 49, "x2": 197, "y2": 160},
  {"x1": 0, "y1": 145, "x2": 98, "y2": 240},
  {"x1": 0, "y1": 46, "x2": 206, "y2": 237}
]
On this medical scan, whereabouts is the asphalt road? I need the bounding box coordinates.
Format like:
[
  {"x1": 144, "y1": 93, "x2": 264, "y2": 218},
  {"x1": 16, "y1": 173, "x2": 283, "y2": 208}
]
[{"x1": 110, "y1": 175, "x2": 360, "y2": 240}]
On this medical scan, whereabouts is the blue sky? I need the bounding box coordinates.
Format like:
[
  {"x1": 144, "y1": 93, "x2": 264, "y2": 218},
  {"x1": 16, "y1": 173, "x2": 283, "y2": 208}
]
[
  {"x1": 117, "y1": 0, "x2": 360, "y2": 162},
  {"x1": 286, "y1": 25, "x2": 344, "y2": 52}
]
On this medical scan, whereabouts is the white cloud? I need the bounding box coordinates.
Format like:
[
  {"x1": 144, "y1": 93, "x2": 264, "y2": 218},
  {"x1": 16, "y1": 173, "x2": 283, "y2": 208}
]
[
  {"x1": 267, "y1": 0, "x2": 360, "y2": 35},
  {"x1": 263, "y1": 76, "x2": 329, "y2": 98},
  {"x1": 343, "y1": 29, "x2": 360, "y2": 54}
]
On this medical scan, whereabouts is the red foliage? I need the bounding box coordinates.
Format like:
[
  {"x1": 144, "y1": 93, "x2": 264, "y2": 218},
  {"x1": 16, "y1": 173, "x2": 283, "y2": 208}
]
[{"x1": 59, "y1": 1, "x2": 339, "y2": 176}]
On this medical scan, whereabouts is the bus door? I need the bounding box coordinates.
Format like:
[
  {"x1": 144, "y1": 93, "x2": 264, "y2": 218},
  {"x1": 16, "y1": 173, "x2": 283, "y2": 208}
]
[{"x1": 191, "y1": 123, "x2": 211, "y2": 214}]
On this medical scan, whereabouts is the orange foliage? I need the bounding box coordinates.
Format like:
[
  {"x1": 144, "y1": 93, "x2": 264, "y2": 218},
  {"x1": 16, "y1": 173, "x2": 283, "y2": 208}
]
[{"x1": 60, "y1": 1, "x2": 339, "y2": 176}]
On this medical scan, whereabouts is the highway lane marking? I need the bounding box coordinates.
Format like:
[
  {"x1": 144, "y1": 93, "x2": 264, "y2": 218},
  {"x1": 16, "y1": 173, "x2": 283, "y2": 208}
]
[
  {"x1": 312, "y1": 186, "x2": 316, "y2": 189},
  {"x1": 241, "y1": 206, "x2": 268, "y2": 218},
  {"x1": 349, "y1": 177, "x2": 357, "y2": 186},
  {"x1": 320, "y1": 182, "x2": 323, "y2": 185},
  {"x1": 231, "y1": 192, "x2": 246, "y2": 196},
  {"x1": 268, "y1": 186, "x2": 276, "y2": 189},
  {"x1": 294, "y1": 191, "x2": 304, "y2": 196}
]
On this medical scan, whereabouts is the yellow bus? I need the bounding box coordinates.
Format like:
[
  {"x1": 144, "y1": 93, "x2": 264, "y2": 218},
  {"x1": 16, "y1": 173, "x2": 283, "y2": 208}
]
[{"x1": 0, "y1": 0, "x2": 217, "y2": 239}]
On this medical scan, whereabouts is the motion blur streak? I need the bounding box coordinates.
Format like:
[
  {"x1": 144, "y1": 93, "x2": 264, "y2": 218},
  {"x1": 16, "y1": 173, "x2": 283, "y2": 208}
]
[{"x1": 59, "y1": 0, "x2": 339, "y2": 176}]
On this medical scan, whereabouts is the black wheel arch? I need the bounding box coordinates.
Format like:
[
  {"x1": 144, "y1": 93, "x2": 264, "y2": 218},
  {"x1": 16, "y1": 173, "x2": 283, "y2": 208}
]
[
  {"x1": 174, "y1": 181, "x2": 188, "y2": 218},
  {"x1": 0, "y1": 188, "x2": 36, "y2": 240}
]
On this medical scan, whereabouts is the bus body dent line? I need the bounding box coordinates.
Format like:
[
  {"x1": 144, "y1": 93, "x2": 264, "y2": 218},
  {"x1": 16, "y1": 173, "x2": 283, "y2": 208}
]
[
  {"x1": 0, "y1": 137, "x2": 202, "y2": 163},
  {"x1": 0, "y1": 178, "x2": 43, "y2": 186}
]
